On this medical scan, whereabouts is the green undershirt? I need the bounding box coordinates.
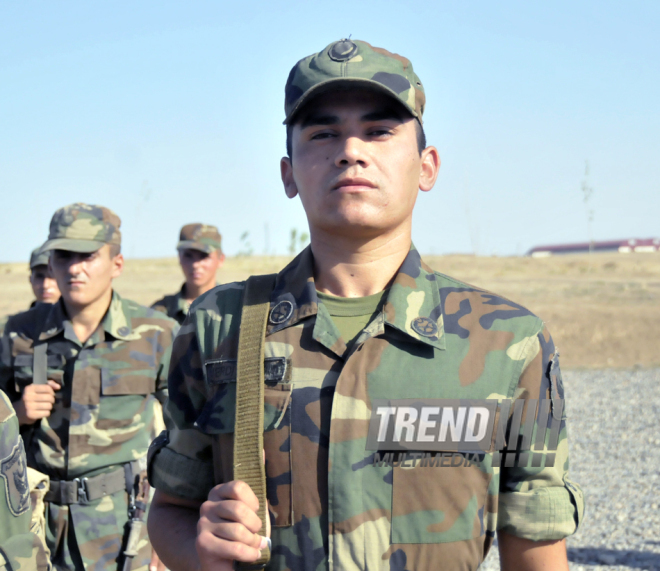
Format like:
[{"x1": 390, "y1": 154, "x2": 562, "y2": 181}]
[{"x1": 316, "y1": 289, "x2": 389, "y2": 350}]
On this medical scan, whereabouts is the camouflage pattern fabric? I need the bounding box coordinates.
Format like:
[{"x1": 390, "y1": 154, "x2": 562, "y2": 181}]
[
  {"x1": 149, "y1": 245, "x2": 583, "y2": 571},
  {"x1": 40, "y1": 203, "x2": 121, "y2": 254},
  {"x1": 284, "y1": 39, "x2": 425, "y2": 124},
  {"x1": 151, "y1": 285, "x2": 191, "y2": 326},
  {"x1": 176, "y1": 223, "x2": 222, "y2": 254},
  {"x1": 30, "y1": 249, "x2": 50, "y2": 270},
  {"x1": 0, "y1": 389, "x2": 50, "y2": 571},
  {"x1": 0, "y1": 293, "x2": 178, "y2": 570}
]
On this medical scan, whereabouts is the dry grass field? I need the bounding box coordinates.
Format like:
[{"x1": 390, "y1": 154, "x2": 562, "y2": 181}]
[{"x1": 2, "y1": 252, "x2": 659, "y2": 369}]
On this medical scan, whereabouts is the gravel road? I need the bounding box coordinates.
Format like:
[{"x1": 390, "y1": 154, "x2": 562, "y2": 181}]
[{"x1": 479, "y1": 368, "x2": 660, "y2": 571}]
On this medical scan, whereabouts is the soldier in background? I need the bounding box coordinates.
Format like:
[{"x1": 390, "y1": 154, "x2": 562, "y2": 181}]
[
  {"x1": 28, "y1": 248, "x2": 61, "y2": 308},
  {"x1": 0, "y1": 387, "x2": 50, "y2": 571},
  {"x1": 151, "y1": 224, "x2": 224, "y2": 325},
  {"x1": 0, "y1": 248, "x2": 60, "y2": 337},
  {"x1": 0, "y1": 203, "x2": 177, "y2": 571}
]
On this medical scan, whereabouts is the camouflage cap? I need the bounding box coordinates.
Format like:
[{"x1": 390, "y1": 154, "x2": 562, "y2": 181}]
[
  {"x1": 29, "y1": 246, "x2": 50, "y2": 269},
  {"x1": 177, "y1": 223, "x2": 222, "y2": 254},
  {"x1": 41, "y1": 203, "x2": 121, "y2": 253},
  {"x1": 284, "y1": 39, "x2": 425, "y2": 125}
]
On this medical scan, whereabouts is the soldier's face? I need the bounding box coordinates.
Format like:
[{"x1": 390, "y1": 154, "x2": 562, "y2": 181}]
[
  {"x1": 29, "y1": 265, "x2": 61, "y2": 304},
  {"x1": 281, "y1": 89, "x2": 439, "y2": 240},
  {"x1": 50, "y1": 245, "x2": 123, "y2": 308},
  {"x1": 179, "y1": 249, "x2": 223, "y2": 288}
]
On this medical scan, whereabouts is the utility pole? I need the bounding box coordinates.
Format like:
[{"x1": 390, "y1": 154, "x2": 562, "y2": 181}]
[{"x1": 581, "y1": 161, "x2": 595, "y2": 254}]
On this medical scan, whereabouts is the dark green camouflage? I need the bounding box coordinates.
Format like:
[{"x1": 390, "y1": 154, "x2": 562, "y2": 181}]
[
  {"x1": 0, "y1": 389, "x2": 50, "y2": 571},
  {"x1": 0, "y1": 293, "x2": 178, "y2": 570},
  {"x1": 40, "y1": 203, "x2": 121, "y2": 254},
  {"x1": 149, "y1": 245, "x2": 583, "y2": 570},
  {"x1": 176, "y1": 223, "x2": 222, "y2": 254},
  {"x1": 284, "y1": 39, "x2": 426, "y2": 124},
  {"x1": 29, "y1": 248, "x2": 50, "y2": 270},
  {"x1": 151, "y1": 285, "x2": 191, "y2": 326}
]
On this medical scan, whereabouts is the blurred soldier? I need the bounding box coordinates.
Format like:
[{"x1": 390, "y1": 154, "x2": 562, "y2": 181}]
[
  {"x1": 0, "y1": 387, "x2": 50, "y2": 571},
  {"x1": 148, "y1": 40, "x2": 583, "y2": 571},
  {"x1": 0, "y1": 203, "x2": 177, "y2": 571},
  {"x1": 28, "y1": 248, "x2": 61, "y2": 307},
  {"x1": 0, "y1": 248, "x2": 60, "y2": 337},
  {"x1": 151, "y1": 224, "x2": 224, "y2": 325}
]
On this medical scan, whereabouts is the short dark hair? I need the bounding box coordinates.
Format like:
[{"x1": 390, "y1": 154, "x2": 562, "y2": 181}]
[
  {"x1": 286, "y1": 118, "x2": 426, "y2": 160},
  {"x1": 109, "y1": 243, "x2": 121, "y2": 257}
]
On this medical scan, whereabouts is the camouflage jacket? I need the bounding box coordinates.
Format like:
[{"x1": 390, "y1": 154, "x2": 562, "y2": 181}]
[
  {"x1": 0, "y1": 292, "x2": 178, "y2": 569},
  {"x1": 151, "y1": 285, "x2": 191, "y2": 326},
  {"x1": 149, "y1": 246, "x2": 583, "y2": 571},
  {"x1": 0, "y1": 389, "x2": 50, "y2": 571}
]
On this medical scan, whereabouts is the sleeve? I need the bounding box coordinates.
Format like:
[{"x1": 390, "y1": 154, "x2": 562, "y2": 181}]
[
  {"x1": 497, "y1": 325, "x2": 585, "y2": 541},
  {"x1": 0, "y1": 328, "x2": 17, "y2": 402},
  {"x1": 154, "y1": 319, "x2": 179, "y2": 405},
  {"x1": 147, "y1": 314, "x2": 215, "y2": 502}
]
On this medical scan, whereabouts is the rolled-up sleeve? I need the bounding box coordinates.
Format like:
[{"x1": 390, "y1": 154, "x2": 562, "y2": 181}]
[{"x1": 497, "y1": 326, "x2": 584, "y2": 541}]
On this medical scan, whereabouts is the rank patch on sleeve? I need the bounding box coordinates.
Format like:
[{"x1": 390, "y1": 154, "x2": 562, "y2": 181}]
[{"x1": 1, "y1": 439, "x2": 30, "y2": 516}]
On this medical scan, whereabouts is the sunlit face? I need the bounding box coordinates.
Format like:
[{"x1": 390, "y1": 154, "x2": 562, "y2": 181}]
[
  {"x1": 50, "y1": 245, "x2": 123, "y2": 309},
  {"x1": 29, "y1": 265, "x2": 61, "y2": 304},
  {"x1": 280, "y1": 89, "x2": 439, "y2": 240},
  {"x1": 178, "y1": 249, "x2": 223, "y2": 290}
]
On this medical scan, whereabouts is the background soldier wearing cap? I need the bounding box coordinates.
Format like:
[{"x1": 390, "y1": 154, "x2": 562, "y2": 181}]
[
  {"x1": 148, "y1": 40, "x2": 583, "y2": 570},
  {"x1": 0, "y1": 248, "x2": 61, "y2": 337},
  {"x1": 0, "y1": 203, "x2": 177, "y2": 571},
  {"x1": 151, "y1": 224, "x2": 225, "y2": 325},
  {"x1": 28, "y1": 248, "x2": 61, "y2": 308}
]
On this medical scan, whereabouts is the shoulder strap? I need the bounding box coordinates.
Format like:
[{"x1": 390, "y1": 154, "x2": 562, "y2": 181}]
[
  {"x1": 32, "y1": 342, "x2": 48, "y2": 385},
  {"x1": 227, "y1": 274, "x2": 276, "y2": 568}
]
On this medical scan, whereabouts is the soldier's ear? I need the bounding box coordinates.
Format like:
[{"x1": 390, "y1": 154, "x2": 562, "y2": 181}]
[
  {"x1": 281, "y1": 157, "x2": 299, "y2": 199},
  {"x1": 111, "y1": 252, "x2": 124, "y2": 279},
  {"x1": 419, "y1": 145, "x2": 440, "y2": 193}
]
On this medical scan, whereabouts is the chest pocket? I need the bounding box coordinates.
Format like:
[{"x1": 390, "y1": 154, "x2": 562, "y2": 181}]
[
  {"x1": 200, "y1": 357, "x2": 293, "y2": 527},
  {"x1": 391, "y1": 455, "x2": 492, "y2": 544},
  {"x1": 100, "y1": 367, "x2": 157, "y2": 396}
]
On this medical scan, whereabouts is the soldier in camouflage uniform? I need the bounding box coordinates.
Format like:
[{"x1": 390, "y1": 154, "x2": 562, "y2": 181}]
[
  {"x1": 151, "y1": 224, "x2": 224, "y2": 325},
  {"x1": 147, "y1": 40, "x2": 584, "y2": 570},
  {"x1": 0, "y1": 388, "x2": 50, "y2": 571},
  {"x1": 0, "y1": 248, "x2": 60, "y2": 337},
  {"x1": 28, "y1": 248, "x2": 61, "y2": 308},
  {"x1": 0, "y1": 204, "x2": 178, "y2": 571}
]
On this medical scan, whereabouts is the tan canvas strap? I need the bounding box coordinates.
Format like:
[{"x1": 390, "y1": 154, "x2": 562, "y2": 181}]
[
  {"x1": 32, "y1": 342, "x2": 48, "y2": 385},
  {"x1": 231, "y1": 274, "x2": 276, "y2": 569}
]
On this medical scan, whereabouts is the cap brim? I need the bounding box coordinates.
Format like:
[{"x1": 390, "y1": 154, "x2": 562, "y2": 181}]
[
  {"x1": 176, "y1": 240, "x2": 216, "y2": 254},
  {"x1": 283, "y1": 77, "x2": 419, "y2": 125},
  {"x1": 40, "y1": 239, "x2": 106, "y2": 254}
]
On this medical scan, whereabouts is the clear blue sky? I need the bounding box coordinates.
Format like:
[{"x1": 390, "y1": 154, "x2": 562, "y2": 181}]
[{"x1": 1, "y1": 0, "x2": 658, "y2": 261}]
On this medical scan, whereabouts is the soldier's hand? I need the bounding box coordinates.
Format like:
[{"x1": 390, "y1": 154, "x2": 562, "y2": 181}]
[
  {"x1": 196, "y1": 480, "x2": 270, "y2": 571},
  {"x1": 15, "y1": 381, "x2": 60, "y2": 425}
]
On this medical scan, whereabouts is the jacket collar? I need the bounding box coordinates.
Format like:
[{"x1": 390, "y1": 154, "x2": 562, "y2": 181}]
[
  {"x1": 38, "y1": 291, "x2": 135, "y2": 343},
  {"x1": 266, "y1": 245, "x2": 445, "y2": 353}
]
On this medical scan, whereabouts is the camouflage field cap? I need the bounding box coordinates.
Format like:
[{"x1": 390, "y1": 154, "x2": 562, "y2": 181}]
[
  {"x1": 29, "y1": 246, "x2": 50, "y2": 269},
  {"x1": 41, "y1": 203, "x2": 121, "y2": 253},
  {"x1": 177, "y1": 223, "x2": 222, "y2": 254},
  {"x1": 284, "y1": 39, "x2": 425, "y2": 125}
]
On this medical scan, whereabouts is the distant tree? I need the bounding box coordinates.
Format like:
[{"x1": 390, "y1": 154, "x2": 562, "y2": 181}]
[
  {"x1": 237, "y1": 231, "x2": 253, "y2": 257},
  {"x1": 289, "y1": 228, "x2": 310, "y2": 256},
  {"x1": 581, "y1": 161, "x2": 595, "y2": 253}
]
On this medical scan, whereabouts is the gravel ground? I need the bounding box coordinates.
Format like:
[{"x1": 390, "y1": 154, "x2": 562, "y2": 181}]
[{"x1": 479, "y1": 368, "x2": 660, "y2": 571}]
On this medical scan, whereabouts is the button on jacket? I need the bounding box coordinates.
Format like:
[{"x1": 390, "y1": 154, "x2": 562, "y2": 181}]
[{"x1": 149, "y1": 246, "x2": 583, "y2": 571}]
